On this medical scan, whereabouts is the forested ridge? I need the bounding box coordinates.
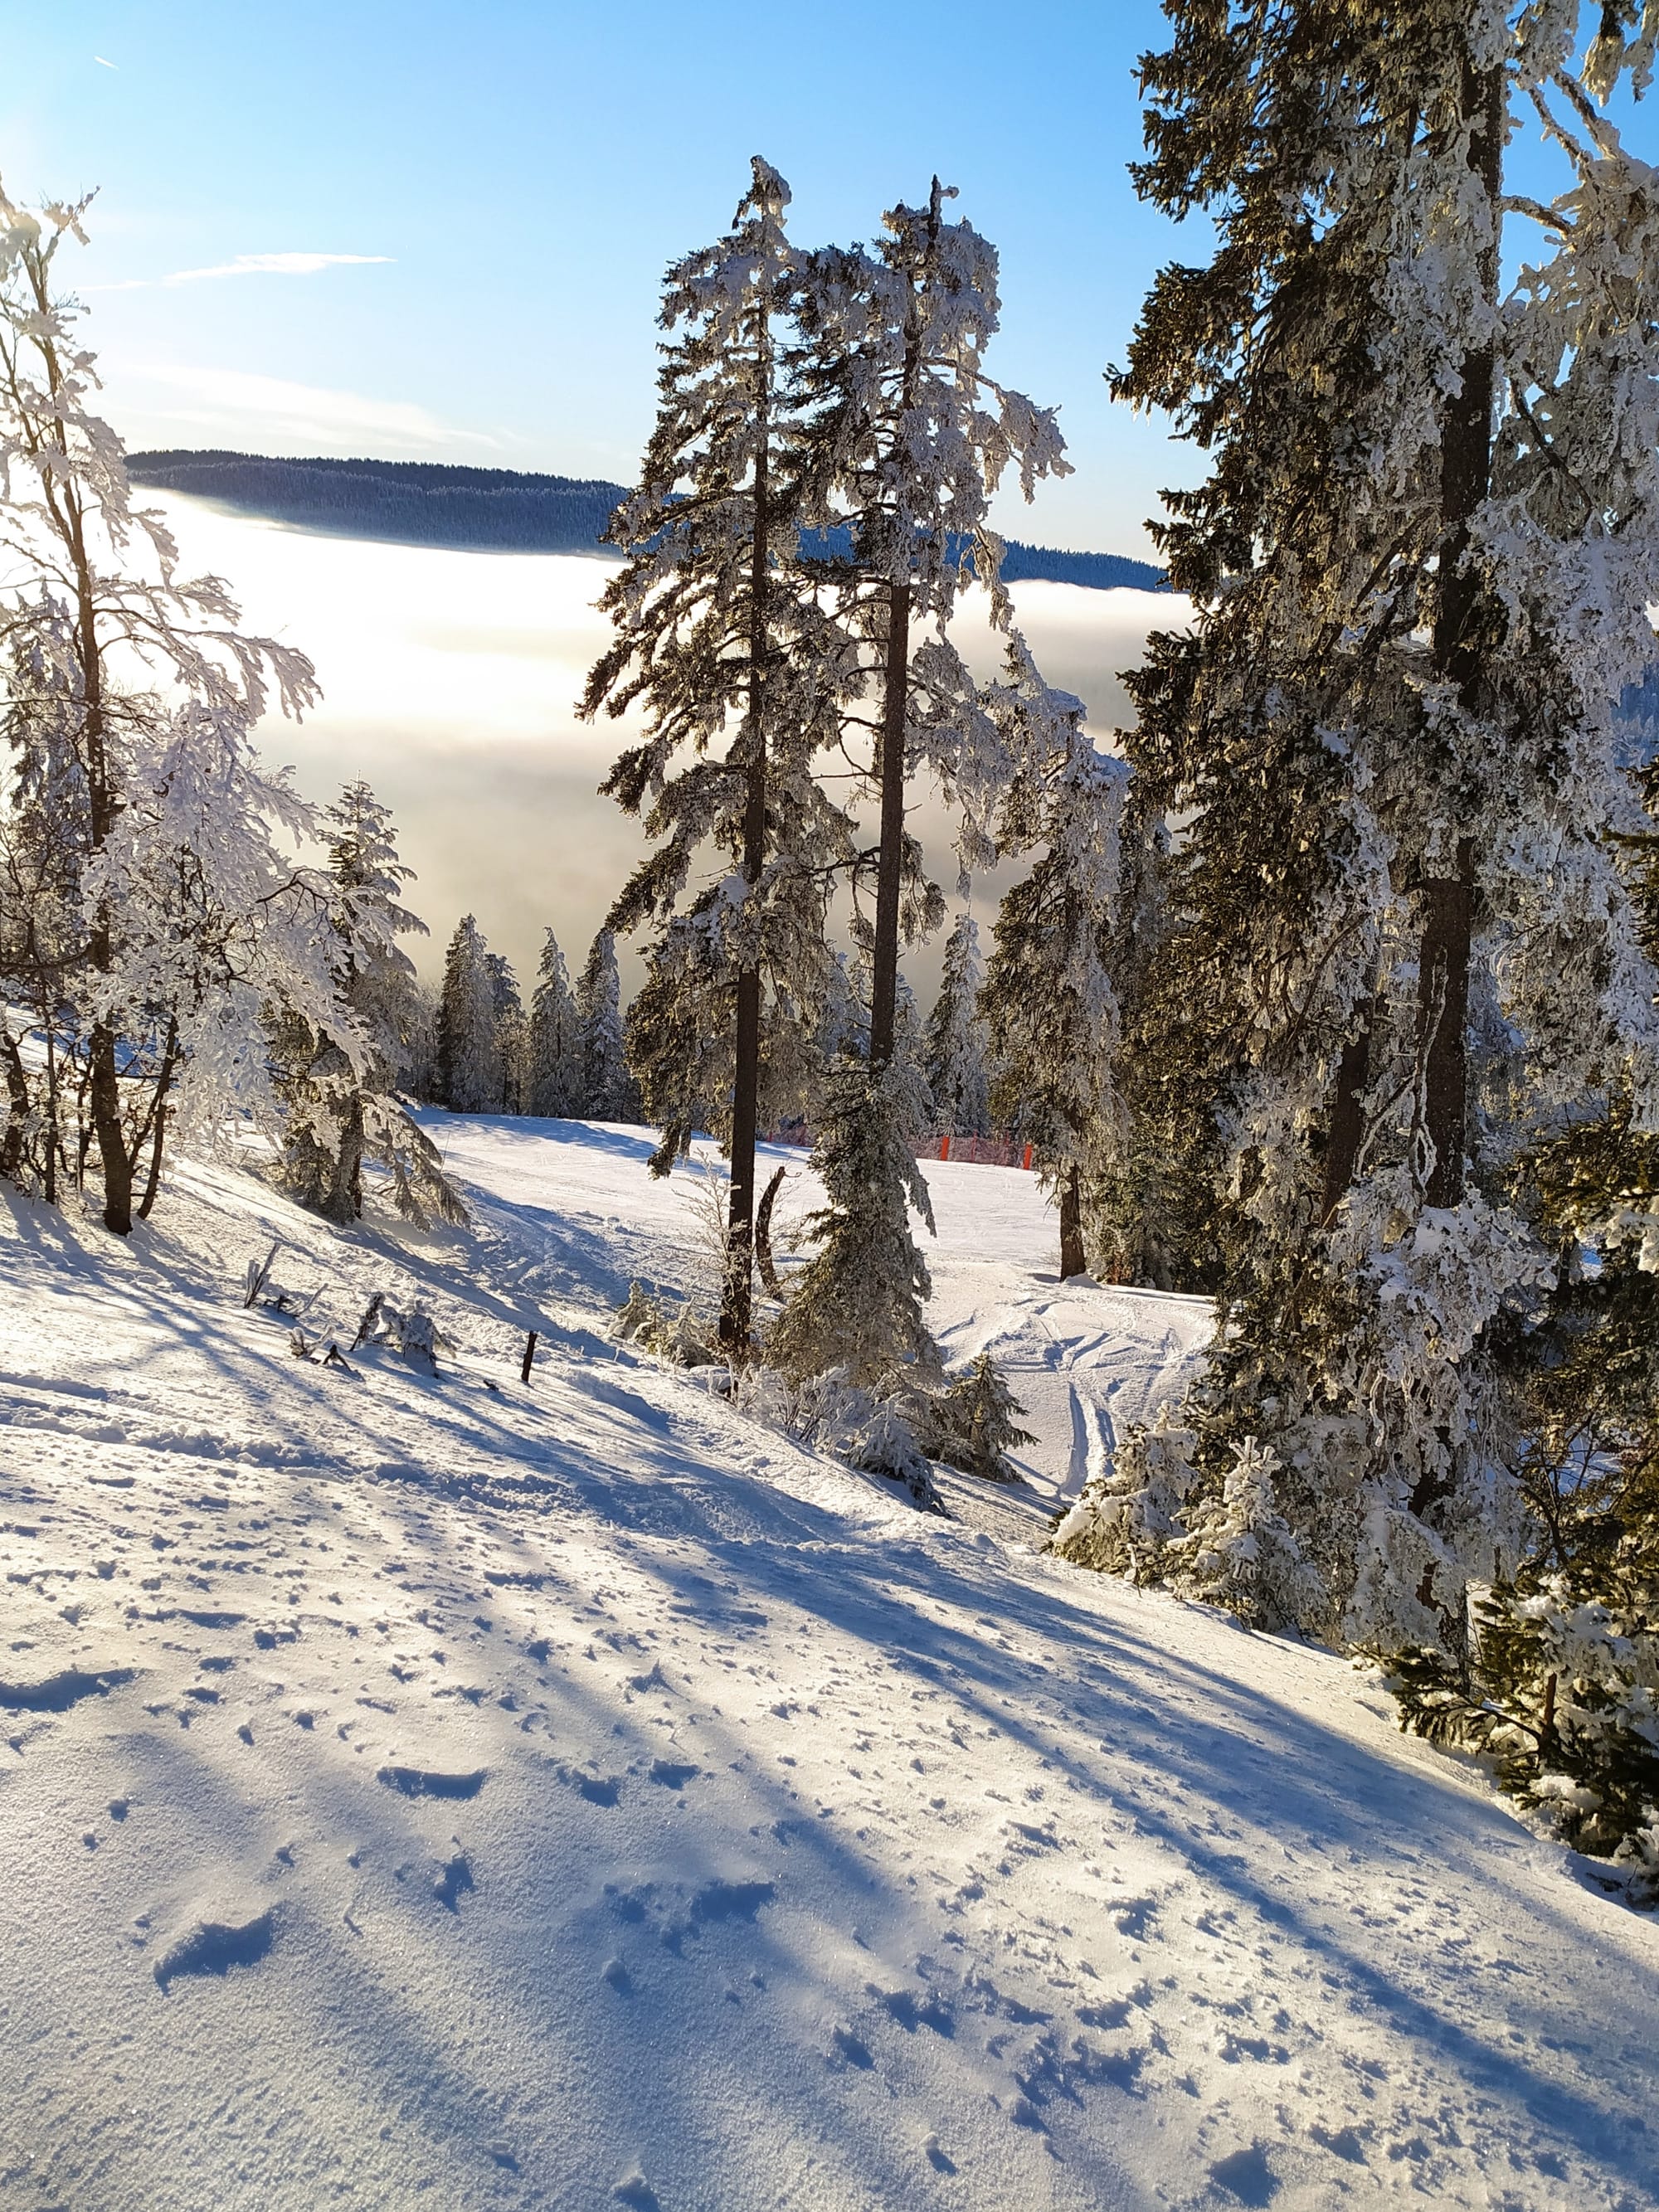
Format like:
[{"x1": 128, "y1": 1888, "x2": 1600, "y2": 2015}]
[{"x1": 126, "y1": 446, "x2": 1169, "y2": 588}]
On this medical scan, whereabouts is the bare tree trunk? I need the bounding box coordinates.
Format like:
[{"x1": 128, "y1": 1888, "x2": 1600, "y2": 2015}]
[
  {"x1": 131, "y1": 1018, "x2": 180, "y2": 1223},
  {"x1": 0, "y1": 1028, "x2": 29, "y2": 1184},
  {"x1": 718, "y1": 314, "x2": 773, "y2": 1357},
  {"x1": 1058, "y1": 1159, "x2": 1086, "y2": 1280},
  {"x1": 89, "y1": 1016, "x2": 133, "y2": 1234},
  {"x1": 867, "y1": 579, "x2": 912, "y2": 1071},
  {"x1": 1416, "y1": 55, "x2": 1504, "y2": 1213},
  {"x1": 136, "y1": 1097, "x2": 169, "y2": 1220},
  {"x1": 1321, "y1": 994, "x2": 1375, "y2": 1223},
  {"x1": 756, "y1": 1161, "x2": 787, "y2": 1300}
]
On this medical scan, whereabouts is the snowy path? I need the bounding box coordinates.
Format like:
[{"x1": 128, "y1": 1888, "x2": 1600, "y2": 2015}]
[{"x1": 2, "y1": 1120, "x2": 1656, "y2": 2212}]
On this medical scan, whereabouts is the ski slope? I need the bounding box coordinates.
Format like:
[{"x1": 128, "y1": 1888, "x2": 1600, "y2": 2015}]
[{"x1": 2, "y1": 1119, "x2": 1656, "y2": 2212}]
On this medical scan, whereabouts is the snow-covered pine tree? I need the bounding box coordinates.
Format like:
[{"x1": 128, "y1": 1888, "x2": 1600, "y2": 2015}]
[
  {"x1": 485, "y1": 950, "x2": 526, "y2": 1112},
  {"x1": 771, "y1": 182, "x2": 1071, "y2": 1379},
  {"x1": 1383, "y1": 755, "x2": 1659, "y2": 1884},
  {"x1": 766, "y1": 1052, "x2": 937, "y2": 1389},
  {"x1": 0, "y1": 178, "x2": 348, "y2": 1229},
  {"x1": 273, "y1": 783, "x2": 464, "y2": 1226},
  {"x1": 980, "y1": 648, "x2": 1127, "y2": 1279},
  {"x1": 0, "y1": 624, "x2": 86, "y2": 1200},
  {"x1": 582, "y1": 159, "x2": 854, "y2": 1349},
  {"x1": 920, "y1": 1351, "x2": 1034, "y2": 1482},
  {"x1": 526, "y1": 928, "x2": 582, "y2": 1117},
  {"x1": 1051, "y1": 1402, "x2": 1200, "y2": 1579},
  {"x1": 435, "y1": 916, "x2": 500, "y2": 1113},
  {"x1": 922, "y1": 911, "x2": 991, "y2": 1139},
  {"x1": 1097, "y1": 4, "x2": 1659, "y2": 1652},
  {"x1": 324, "y1": 782, "x2": 426, "y2": 1091},
  {"x1": 575, "y1": 928, "x2": 631, "y2": 1121},
  {"x1": 798, "y1": 179, "x2": 1071, "y2": 1068},
  {"x1": 1089, "y1": 790, "x2": 1226, "y2": 1294}
]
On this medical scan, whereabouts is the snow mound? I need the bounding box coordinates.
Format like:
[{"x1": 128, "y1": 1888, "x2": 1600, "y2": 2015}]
[{"x1": 1, "y1": 1118, "x2": 1655, "y2": 2211}]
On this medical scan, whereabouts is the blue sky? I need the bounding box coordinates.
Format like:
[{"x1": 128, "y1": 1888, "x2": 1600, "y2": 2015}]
[
  {"x1": 4, "y1": 0, "x2": 1194, "y2": 556},
  {"x1": 6, "y1": 5, "x2": 1649, "y2": 558}
]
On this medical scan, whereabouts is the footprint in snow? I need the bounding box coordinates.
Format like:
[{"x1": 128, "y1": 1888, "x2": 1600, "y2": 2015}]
[
  {"x1": 1209, "y1": 2143, "x2": 1280, "y2": 2205},
  {"x1": 647, "y1": 1759, "x2": 699, "y2": 1790},
  {"x1": 433, "y1": 1852, "x2": 474, "y2": 1913},
  {"x1": 153, "y1": 1906, "x2": 275, "y2": 1991},
  {"x1": 377, "y1": 1762, "x2": 487, "y2": 1800},
  {"x1": 0, "y1": 1665, "x2": 134, "y2": 1713},
  {"x1": 556, "y1": 1764, "x2": 622, "y2": 1806}
]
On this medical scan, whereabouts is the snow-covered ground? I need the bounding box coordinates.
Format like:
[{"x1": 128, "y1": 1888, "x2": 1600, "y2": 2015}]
[{"x1": 3, "y1": 1121, "x2": 1657, "y2": 2212}]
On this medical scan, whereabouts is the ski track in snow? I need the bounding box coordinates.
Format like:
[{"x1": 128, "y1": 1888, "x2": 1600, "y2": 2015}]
[{"x1": 2, "y1": 1116, "x2": 1656, "y2": 2212}]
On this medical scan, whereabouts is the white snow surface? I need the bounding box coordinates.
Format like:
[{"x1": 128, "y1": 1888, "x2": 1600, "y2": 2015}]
[{"x1": 2, "y1": 1119, "x2": 1656, "y2": 2212}]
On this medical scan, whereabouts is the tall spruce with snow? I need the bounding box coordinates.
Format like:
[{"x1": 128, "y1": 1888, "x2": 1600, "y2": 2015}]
[
  {"x1": 582, "y1": 159, "x2": 854, "y2": 1349},
  {"x1": 980, "y1": 650, "x2": 1126, "y2": 1279},
  {"x1": 1085, "y1": 3, "x2": 1659, "y2": 1652},
  {"x1": 526, "y1": 928, "x2": 582, "y2": 1117},
  {"x1": 435, "y1": 916, "x2": 500, "y2": 1114},
  {"x1": 485, "y1": 950, "x2": 525, "y2": 1113},
  {"x1": 0, "y1": 180, "x2": 348, "y2": 1230},
  {"x1": 274, "y1": 784, "x2": 464, "y2": 1226},
  {"x1": 799, "y1": 181, "x2": 1071, "y2": 1064},
  {"x1": 575, "y1": 928, "x2": 631, "y2": 1121},
  {"x1": 922, "y1": 912, "x2": 991, "y2": 1139},
  {"x1": 773, "y1": 182, "x2": 1071, "y2": 1379}
]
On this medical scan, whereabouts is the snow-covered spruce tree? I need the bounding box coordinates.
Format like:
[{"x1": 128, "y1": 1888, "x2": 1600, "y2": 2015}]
[
  {"x1": 922, "y1": 909, "x2": 991, "y2": 1139},
  {"x1": 582, "y1": 159, "x2": 855, "y2": 1350},
  {"x1": 485, "y1": 950, "x2": 526, "y2": 1113},
  {"x1": 272, "y1": 783, "x2": 463, "y2": 1227},
  {"x1": 0, "y1": 623, "x2": 86, "y2": 1198},
  {"x1": 772, "y1": 182, "x2": 1071, "y2": 1378},
  {"x1": 435, "y1": 915, "x2": 500, "y2": 1113},
  {"x1": 918, "y1": 1350, "x2": 1035, "y2": 1482},
  {"x1": 1088, "y1": 789, "x2": 1228, "y2": 1294},
  {"x1": 766, "y1": 1049, "x2": 937, "y2": 1388},
  {"x1": 1052, "y1": 1402, "x2": 1200, "y2": 1580},
  {"x1": 526, "y1": 927, "x2": 583, "y2": 1116},
  {"x1": 980, "y1": 647, "x2": 1128, "y2": 1280},
  {"x1": 1089, "y1": 6, "x2": 1659, "y2": 1653},
  {"x1": 0, "y1": 180, "x2": 348, "y2": 1229},
  {"x1": 1381, "y1": 778, "x2": 1659, "y2": 1881},
  {"x1": 575, "y1": 927, "x2": 633, "y2": 1121}
]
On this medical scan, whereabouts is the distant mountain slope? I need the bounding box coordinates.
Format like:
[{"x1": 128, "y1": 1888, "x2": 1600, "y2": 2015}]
[{"x1": 128, "y1": 449, "x2": 1168, "y2": 591}]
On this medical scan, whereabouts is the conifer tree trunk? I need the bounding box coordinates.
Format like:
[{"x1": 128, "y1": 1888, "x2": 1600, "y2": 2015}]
[
  {"x1": 1418, "y1": 55, "x2": 1504, "y2": 1212},
  {"x1": 1058, "y1": 1159, "x2": 1086, "y2": 1281},
  {"x1": 866, "y1": 182, "x2": 941, "y2": 1076},
  {"x1": 867, "y1": 579, "x2": 912, "y2": 1070},
  {"x1": 719, "y1": 318, "x2": 772, "y2": 1355},
  {"x1": 1321, "y1": 994, "x2": 1375, "y2": 1223}
]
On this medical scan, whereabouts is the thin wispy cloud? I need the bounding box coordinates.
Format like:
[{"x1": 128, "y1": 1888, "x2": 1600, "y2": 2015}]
[
  {"x1": 125, "y1": 362, "x2": 498, "y2": 454},
  {"x1": 92, "y1": 251, "x2": 392, "y2": 294},
  {"x1": 93, "y1": 55, "x2": 117, "y2": 68}
]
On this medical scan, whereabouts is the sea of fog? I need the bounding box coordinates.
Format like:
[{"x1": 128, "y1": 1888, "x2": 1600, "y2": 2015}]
[{"x1": 148, "y1": 491, "x2": 1182, "y2": 997}]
